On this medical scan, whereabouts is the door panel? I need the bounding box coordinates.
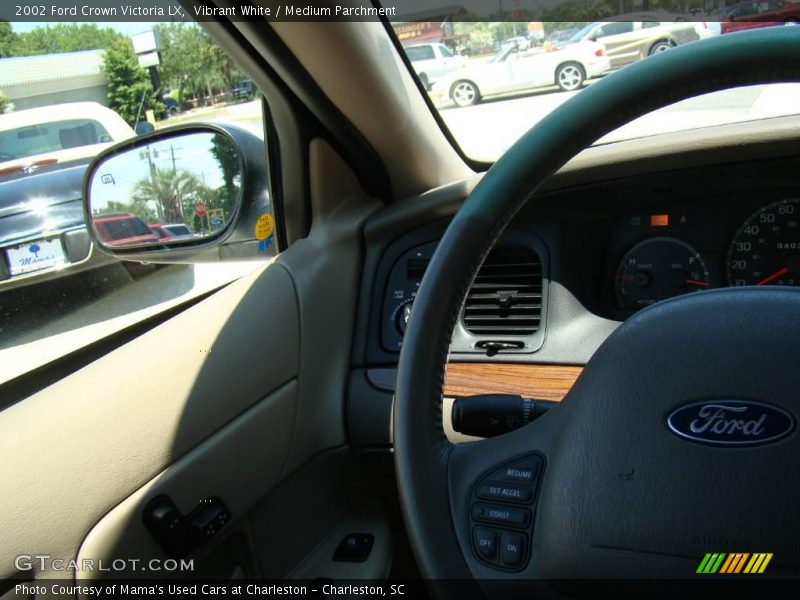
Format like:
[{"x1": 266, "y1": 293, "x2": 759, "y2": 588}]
[
  {"x1": 511, "y1": 54, "x2": 552, "y2": 89},
  {"x1": 76, "y1": 380, "x2": 298, "y2": 580},
  {"x1": 0, "y1": 262, "x2": 299, "y2": 581},
  {"x1": 1, "y1": 139, "x2": 384, "y2": 586}
]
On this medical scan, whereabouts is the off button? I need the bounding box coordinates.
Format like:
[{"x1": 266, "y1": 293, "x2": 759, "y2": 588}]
[{"x1": 473, "y1": 527, "x2": 497, "y2": 561}]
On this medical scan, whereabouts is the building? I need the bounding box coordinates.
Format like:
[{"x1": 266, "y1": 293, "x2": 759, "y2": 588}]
[
  {"x1": 0, "y1": 49, "x2": 108, "y2": 112},
  {"x1": 392, "y1": 4, "x2": 469, "y2": 47}
]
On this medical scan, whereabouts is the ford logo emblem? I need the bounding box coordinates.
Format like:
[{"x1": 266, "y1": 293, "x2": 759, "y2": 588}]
[{"x1": 667, "y1": 400, "x2": 795, "y2": 447}]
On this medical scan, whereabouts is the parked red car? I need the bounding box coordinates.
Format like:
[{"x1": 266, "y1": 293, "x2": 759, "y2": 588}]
[
  {"x1": 93, "y1": 213, "x2": 158, "y2": 247},
  {"x1": 720, "y1": 1, "x2": 800, "y2": 34}
]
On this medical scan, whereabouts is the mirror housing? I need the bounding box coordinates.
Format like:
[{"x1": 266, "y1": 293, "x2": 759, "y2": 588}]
[{"x1": 83, "y1": 123, "x2": 272, "y2": 264}]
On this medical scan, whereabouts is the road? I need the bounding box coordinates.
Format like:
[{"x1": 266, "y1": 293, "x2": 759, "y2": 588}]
[{"x1": 4, "y1": 82, "x2": 800, "y2": 381}]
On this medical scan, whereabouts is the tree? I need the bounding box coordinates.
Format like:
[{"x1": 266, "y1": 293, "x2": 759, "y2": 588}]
[
  {"x1": 0, "y1": 21, "x2": 16, "y2": 58},
  {"x1": 0, "y1": 89, "x2": 12, "y2": 113},
  {"x1": 132, "y1": 167, "x2": 207, "y2": 224},
  {"x1": 210, "y1": 135, "x2": 241, "y2": 195},
  {"x1": 155, "y1": 23, "x2": 243, "y2": 105},
  {"x1": 540, "y1": 0, "x2": 615, "y2": 23},
  {"x1": 102, "y1": 38, "x2": 162, "y2": 124},
  {"x1": 1, "y1": 23, "x2": 124, "y2": 57}
]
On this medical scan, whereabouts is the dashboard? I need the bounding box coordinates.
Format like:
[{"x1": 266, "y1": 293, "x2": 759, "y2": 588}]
[
  {"x1": 359, "y1": 152, "x2": 800, "y2": 368},
  {"x1": 346, "y1": 120, "x2": 800, "y2": 448}
]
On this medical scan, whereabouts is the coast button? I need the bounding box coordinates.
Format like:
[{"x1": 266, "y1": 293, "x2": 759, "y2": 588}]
[{"x1": 471, "y1": 503, "x2": 531, "y2": 528}]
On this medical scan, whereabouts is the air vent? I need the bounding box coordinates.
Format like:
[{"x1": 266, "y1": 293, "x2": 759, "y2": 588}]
[{"x1": 463, "y1": 245, "x2": 542, "y2": 336}]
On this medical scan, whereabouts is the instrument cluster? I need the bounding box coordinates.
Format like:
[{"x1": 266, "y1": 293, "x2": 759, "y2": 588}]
[{"x1": 607, "y1": 197, "x2": 800, "y2": 315}]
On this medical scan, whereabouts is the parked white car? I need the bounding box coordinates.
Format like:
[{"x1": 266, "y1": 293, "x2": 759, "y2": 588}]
[
  {"x1": 0, "y1": 102, "x2": 135, "y2": 175},
  {"x1": 433, "y1": 42, "x2": 611, "y2": 107},
  {"x1": 0, "y1": 102, "x2": 135, "y2": 291},
  {"x1": 403, "y1": 42, "x2": 467, "y2": 90}
]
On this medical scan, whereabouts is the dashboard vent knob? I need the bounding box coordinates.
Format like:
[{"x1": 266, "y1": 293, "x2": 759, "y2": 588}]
[{"x1": 463, "y1": 245, "x2": 542, "y2": 336}]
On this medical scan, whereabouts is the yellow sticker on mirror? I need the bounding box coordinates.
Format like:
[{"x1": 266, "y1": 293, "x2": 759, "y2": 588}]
[{"x1": 254, "y1": 214, "x2": 274, "y2": 241}]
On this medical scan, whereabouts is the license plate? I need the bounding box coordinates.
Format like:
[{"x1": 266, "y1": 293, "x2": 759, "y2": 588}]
[{"x1": 6, "y1": 238, "x2": 66, "y2": 276}]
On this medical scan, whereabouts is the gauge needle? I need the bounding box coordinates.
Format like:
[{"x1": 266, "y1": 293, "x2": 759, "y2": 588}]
[
  {"x1": 756, "y1": 267, "x2": 789, "y2": 286},
  {"x1": 686, "y1": 279, "x2": 709, "y2": 287}
]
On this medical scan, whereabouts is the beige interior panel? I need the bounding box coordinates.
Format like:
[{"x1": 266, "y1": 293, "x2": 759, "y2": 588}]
[
  {"x1": 274, "y1": 139, "x2": 382, "y2": 474},
  {"x1": 269, "y1": 11, "x2": 472, "y2": 198},
  {"x1": 76, "y1": 380, "x2": 298, "y2": 581},
  {"x1": 0, "y1": 263, "x2": 299, "y2": 580}
]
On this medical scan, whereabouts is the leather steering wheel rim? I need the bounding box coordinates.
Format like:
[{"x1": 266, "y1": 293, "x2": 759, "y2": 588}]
[{"x1": 394, "y1": 28, "x2": 800, "y2": 590}]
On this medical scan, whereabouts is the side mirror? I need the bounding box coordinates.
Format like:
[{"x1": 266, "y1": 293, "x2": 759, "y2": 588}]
[
  {"x1": 83, "y1": 123, "x2": 272, "y2": 263},
  {"x1": 589, "y1": 34, "x2": 599, "y2": 42}
]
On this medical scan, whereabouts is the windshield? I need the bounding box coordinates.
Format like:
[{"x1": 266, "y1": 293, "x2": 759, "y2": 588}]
[
  {"x1": 391, "y1": 14, "x2": 800, "y2": 162},
  {"x1": 568, "y1": 23, "x2": 596, "y2": 43}
]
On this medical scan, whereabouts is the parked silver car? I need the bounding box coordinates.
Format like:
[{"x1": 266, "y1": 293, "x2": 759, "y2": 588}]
[
  {"x1": 552, "y1": 18, "x2": 714, "y2": 71},
  {"x1": 403, "y1": 42, "x2": 467, "y2": 90}
]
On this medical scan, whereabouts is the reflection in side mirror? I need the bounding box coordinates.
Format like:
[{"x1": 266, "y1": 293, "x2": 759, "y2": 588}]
[{"x1": 87, "y1": 131, "x2": 242, "y2": 249}]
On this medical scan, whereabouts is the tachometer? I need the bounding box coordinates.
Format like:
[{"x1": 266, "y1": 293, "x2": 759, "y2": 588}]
[
  {"x1": 727, "y1": 199, "x2": 800, "y2": 287},
  {"x1": 615, "y1": 237, "x2": 710, "y2": 311}
]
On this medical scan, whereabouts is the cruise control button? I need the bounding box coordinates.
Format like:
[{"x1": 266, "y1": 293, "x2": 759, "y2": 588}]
[
  {"x1": 500, "y1": 532, "x2": 526, "y2": 567},
  {"x1": 472, "y1": 503, "x2": 531, "y2": 528},
  {"x1": 477, "y1": 481, "x2": 533, "y2": 503},
  {"x1": 473, "y1": 527, "x2": 497, "y2": 561},
  {"x1": 493, "y1": 456, "x2": 542, "y2": 483}
]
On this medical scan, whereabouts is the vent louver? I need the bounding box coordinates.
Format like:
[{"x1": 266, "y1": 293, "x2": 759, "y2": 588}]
[{"x1": 463, "y1": 245, "x2": 542, "y2": 336}]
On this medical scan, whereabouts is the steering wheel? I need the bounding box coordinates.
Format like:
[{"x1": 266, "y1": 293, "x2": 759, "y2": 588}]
[{"x1": 394, "y1": 28, "x2": 800, "y2": 595}]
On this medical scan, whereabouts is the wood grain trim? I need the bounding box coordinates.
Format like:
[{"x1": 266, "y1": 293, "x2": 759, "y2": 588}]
[
  {"x1": 443, "y1": 363, "x2": 583, "y2": 401},
  {"x1": 366, "y1": 363, "x2": 583, "y2": 402}
]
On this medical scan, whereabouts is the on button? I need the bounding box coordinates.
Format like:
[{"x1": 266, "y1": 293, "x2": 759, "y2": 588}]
[{"x1": 500, "y1": 532, "x2": 526, "y2": 567}]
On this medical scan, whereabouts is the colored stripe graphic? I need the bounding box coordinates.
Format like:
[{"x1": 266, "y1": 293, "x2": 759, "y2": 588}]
[
  {"x1": 744, "y1": 554, "x2": 760, "y2": 573},
  {"x1": 697, "y1": 553, "x2": 727, "y2": 573},
  {"x1": 697, "y1": 553, "x2": 713, "y2": 574},
  {"x1": 719, "y1": 554, "x2": 736, "y2": 573},
  {"x1": 733, "y1": 553, "x2": 750, "y2": 573},
  {"x1": 699, "y1": 552, "x2": 774, "y2": 574},
  {"x1": 758, "y1": 554, "x2": 773, "y2": 573},
  {"x1": 710, "y1": 553, "x2": 726, "y2": 573}
]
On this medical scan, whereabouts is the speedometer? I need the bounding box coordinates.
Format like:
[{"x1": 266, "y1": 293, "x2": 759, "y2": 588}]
[{"x1": 727, "y1": 199, "x2": 800, "y2": 287}]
